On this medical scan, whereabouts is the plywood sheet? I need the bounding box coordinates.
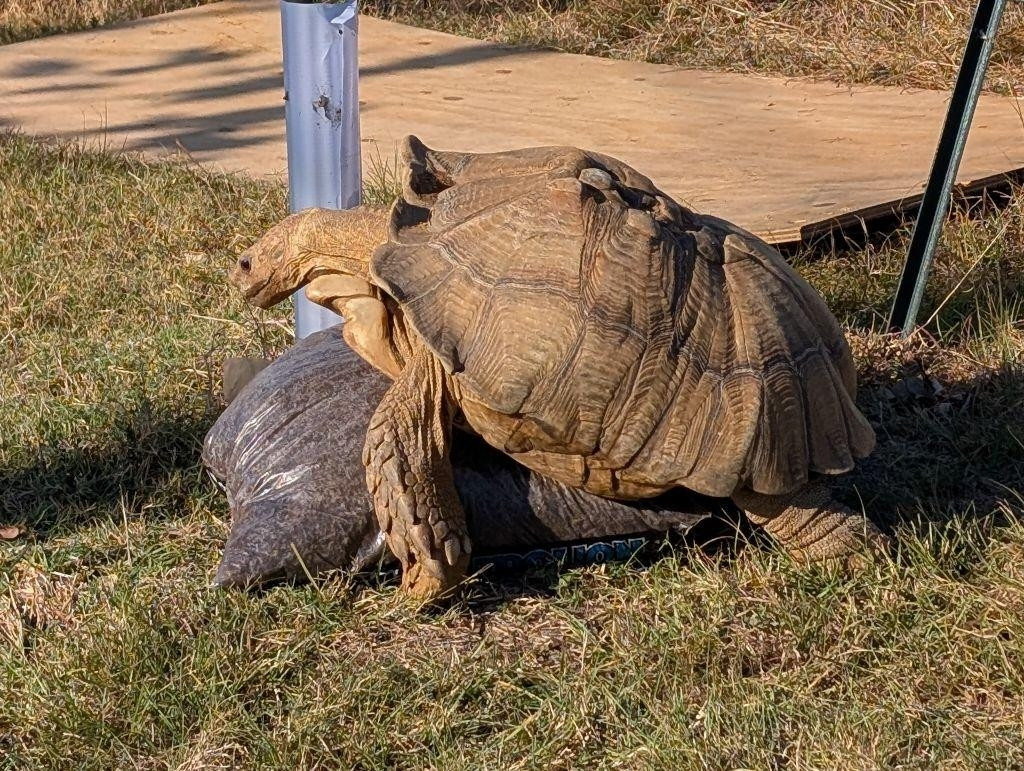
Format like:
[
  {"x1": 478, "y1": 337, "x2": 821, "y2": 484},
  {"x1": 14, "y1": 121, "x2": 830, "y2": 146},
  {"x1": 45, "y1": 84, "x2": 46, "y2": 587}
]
[{"x1": 1, "y1": 0, "x2": 1022, "y2": 242}]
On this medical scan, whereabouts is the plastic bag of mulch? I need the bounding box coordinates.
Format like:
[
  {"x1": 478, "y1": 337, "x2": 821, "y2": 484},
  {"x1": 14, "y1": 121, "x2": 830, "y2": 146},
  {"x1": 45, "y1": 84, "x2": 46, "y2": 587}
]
[{"x1": 203, "y1": 327, "x2": 720, "y2": 588}]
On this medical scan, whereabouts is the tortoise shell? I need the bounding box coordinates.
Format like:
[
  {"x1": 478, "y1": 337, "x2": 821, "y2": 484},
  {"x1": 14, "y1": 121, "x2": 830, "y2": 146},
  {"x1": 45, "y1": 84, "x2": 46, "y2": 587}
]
[{"x1": 370, "y1": 136, "x2": 874, "y2": 498}]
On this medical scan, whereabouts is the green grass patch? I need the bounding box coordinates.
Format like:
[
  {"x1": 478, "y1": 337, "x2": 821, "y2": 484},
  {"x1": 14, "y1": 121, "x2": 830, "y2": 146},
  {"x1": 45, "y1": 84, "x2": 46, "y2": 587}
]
[{"x1": 1, "y1": 133, "x2": 1023, "y2": 767}]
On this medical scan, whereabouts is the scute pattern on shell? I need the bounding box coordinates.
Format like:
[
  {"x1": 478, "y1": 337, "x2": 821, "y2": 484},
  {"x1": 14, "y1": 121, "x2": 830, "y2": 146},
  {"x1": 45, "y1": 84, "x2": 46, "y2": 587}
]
[{"x1": 370, "y1": 136, "x2": 874, "y2": 498}]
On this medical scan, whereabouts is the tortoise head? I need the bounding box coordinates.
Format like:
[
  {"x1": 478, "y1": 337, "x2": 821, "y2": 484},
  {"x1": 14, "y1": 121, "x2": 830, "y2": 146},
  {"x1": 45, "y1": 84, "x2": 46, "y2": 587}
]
[{"x1": 231, "y1": 207, "x2": 387, "y2": 309}]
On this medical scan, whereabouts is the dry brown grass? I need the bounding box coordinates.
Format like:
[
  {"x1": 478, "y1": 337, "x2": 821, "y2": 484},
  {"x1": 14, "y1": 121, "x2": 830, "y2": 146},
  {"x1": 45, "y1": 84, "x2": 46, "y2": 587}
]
[
  {"x1": 0, "y1": 0, "x2": 211, "y2": 44},
  {"x1": 365, "y1": 0, "x2": 1024, "y2": 93}
]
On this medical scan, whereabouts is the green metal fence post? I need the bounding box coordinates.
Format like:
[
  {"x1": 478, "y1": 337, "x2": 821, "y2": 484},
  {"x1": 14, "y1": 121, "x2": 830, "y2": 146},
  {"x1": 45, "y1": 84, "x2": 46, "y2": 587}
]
[{"x1": 888, "y1": 0, "x2": 1008, "y2": 336}]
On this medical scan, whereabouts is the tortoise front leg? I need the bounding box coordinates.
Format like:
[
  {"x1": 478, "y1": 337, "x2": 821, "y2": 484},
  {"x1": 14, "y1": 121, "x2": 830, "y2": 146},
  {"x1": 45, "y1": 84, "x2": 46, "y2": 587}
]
[
  {"x1": 732, "y1": 479, "x2": 890, "y2": 568},
  {"x1": 363, "y1": 347, "x2": 470, "y2": 599},
  {"x1": 305, "y1": 274, "x2": 403, "y2": 379}
]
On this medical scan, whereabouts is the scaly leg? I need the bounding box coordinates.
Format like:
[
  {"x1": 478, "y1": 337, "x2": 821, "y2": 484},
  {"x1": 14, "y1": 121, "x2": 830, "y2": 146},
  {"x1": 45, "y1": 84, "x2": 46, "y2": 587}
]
[
  {"x1": 732, "y1": 479, "x2": 890, "y2": 568},
  {"x1": 363, "y1": 347, "x2": 470, "y2": 598}
]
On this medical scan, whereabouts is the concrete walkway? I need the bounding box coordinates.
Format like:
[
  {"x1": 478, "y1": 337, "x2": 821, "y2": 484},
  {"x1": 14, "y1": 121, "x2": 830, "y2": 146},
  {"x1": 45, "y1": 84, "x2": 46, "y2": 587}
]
[{"x1": 2, "y1": 0, "x2": 1023, "y2": 242}]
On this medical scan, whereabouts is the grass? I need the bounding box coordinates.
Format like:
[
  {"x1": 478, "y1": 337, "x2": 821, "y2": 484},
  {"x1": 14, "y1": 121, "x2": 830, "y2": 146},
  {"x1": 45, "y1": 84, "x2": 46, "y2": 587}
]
[
  {"x1": 0, "y1": 0, "x2": 211, "y2": 45},
  {"x1": 364, "y1": 0, "x2": 1024, "y2": 94},
  {"x1": 1, "y1": 129, "x2": 1023, "y2": 768}
]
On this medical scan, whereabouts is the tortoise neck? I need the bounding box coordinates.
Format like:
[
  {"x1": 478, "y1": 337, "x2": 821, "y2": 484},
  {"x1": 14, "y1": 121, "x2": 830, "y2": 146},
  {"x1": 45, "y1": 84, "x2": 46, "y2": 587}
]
[{"x1": 296, "y1": 206, "x2": 390, "y2": 278}]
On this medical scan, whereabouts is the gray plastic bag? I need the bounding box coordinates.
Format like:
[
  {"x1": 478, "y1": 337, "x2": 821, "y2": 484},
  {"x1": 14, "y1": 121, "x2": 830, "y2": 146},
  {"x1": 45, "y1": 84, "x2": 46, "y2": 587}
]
[{"x1": 204, "y1": 328, "x2": 716, "y2": 588}]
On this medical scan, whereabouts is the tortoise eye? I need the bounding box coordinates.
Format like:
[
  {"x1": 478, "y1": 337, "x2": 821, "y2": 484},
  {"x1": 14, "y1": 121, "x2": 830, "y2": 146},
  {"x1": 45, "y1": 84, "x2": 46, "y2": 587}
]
[{"x1": 239, "y1": 257, "x2": 251, "y2": 272}]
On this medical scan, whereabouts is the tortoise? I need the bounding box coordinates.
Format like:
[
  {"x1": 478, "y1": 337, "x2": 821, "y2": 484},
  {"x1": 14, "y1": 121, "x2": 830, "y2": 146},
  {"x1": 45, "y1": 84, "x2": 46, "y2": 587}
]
[{"x1": 230, "y1": 135, "x2": 888, "y2": 598}]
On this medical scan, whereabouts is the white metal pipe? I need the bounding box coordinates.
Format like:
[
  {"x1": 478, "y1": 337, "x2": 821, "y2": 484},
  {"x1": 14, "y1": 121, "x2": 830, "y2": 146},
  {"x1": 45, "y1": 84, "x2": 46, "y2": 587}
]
[{"x1": 280, "y1": 0, "x2": 361, "y2": 339}]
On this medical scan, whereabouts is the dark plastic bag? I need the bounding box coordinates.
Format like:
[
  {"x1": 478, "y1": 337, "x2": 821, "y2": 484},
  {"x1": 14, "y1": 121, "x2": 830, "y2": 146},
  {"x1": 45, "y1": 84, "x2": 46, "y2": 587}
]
[{"x1": 204, "y1": 328, "x2": 716, "y2": 588}]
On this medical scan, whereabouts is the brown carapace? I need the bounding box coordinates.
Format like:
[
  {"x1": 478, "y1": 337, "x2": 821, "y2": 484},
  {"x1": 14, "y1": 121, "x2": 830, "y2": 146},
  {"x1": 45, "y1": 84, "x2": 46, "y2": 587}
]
[{"x1": 231, "y1": 135, "x2": 888, "y2": 599}]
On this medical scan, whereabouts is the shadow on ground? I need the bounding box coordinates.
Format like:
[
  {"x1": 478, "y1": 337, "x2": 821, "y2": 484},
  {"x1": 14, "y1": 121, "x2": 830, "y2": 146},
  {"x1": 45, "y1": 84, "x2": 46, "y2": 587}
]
[
  {"x1": 0, "y1": 401, "x2": 218, "y2": 537},
  {"x1": 0, "y1": 17, "x2": 531, "y2": 163},
  {"x1": 845, "y1": 361, "x2": 1024, "y2": 528}
]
